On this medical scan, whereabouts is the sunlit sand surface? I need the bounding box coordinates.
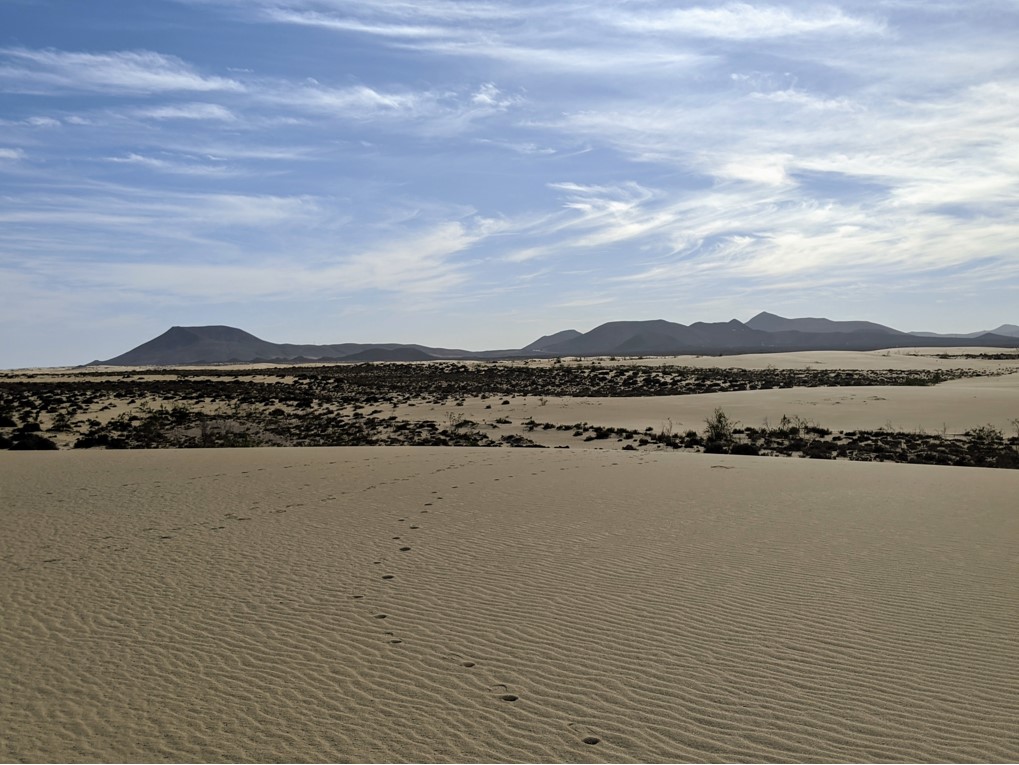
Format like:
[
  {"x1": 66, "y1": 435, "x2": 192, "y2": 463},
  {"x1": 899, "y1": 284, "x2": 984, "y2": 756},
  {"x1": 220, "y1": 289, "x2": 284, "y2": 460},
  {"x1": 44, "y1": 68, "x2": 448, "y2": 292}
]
[{"x1": 2, "y1": 447, "x2": 1017, "y2": 762}]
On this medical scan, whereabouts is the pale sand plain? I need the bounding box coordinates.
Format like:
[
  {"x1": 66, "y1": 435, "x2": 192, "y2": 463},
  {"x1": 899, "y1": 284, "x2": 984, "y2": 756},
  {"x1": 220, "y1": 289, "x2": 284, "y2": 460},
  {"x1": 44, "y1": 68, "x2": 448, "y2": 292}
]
[
  {"x1": 395, "y1": 371, "x2": 1019, "y2": 441},
  {"x1": 2, "y1": 447, "x2": 1018, "y2": 763}
]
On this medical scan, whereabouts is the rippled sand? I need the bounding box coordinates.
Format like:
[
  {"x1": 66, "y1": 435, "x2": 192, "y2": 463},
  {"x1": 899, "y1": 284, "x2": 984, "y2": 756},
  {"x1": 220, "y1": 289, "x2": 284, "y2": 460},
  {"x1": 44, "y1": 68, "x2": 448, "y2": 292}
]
[{"x1": 2, "y1": 448, "x2": 1017, "y2": 762}]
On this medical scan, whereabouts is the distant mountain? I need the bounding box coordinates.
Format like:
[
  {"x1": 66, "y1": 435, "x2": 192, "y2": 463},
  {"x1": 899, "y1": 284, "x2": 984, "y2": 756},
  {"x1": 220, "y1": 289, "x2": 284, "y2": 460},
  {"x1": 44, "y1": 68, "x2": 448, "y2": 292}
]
[
  {"x1": 746, "y1": 311, "x2": 904, "y2": 335},
  {"x1": 990, "y1": 324, "x2": 1019, "y2": 338},
  {"x1": 92, "y1": 314, "x2": 1019, "y2": 366},
  {"x1": 341, "y1": 347, "x2": 437, "y2": 362},
  {"x1": 537, "y1": 318, "x2": 967, "y2": 356},
  {"x1": 523, "y1": 329, "x2": 582, "y2": 352},
  {"x1": 911, "y1": 324, "x2": 1019, "y2": 339},
  {"x1": 98, "y1": 325, "x2": 464, "y2": 366}
]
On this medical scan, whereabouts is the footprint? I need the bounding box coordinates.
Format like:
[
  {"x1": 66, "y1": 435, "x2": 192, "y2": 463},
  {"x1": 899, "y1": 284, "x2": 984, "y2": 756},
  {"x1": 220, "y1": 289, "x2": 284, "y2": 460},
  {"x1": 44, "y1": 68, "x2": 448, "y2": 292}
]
[
  {"x1": 500, "y1": 694, "x2": 519, "y2": 702},
  {"x1": 399, "y1": 547, "x2": 411, "y2": 552},
  {"x1": 568, "y1": 722, "x2": 602, "y2": 745},
  {"x1": 382, "y1": 575, "x2": 394, "y2": 580}
]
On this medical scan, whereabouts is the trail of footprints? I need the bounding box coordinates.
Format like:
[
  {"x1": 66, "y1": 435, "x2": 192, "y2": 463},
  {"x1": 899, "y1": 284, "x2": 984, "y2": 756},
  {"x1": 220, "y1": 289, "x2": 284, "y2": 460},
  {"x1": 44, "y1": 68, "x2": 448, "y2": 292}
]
[
  {"x1": 348, "y1": 456, "x2": 607, "y2": 751},
  {"x1": 21, "y1": 453, "x2": 616, "y2": 752}
]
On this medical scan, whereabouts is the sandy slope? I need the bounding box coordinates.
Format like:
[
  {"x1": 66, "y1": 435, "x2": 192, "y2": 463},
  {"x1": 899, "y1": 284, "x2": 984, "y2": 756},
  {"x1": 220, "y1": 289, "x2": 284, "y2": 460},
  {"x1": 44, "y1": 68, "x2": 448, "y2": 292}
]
[
  {"x1": 2, "y1": 448, "x2": 1017, "y2": 763},
  {"x1": 6, "y1": 346, "x2": 1018, "y2": 380},
  {"x1": 394, "y1": 371, "x2": 1019, "y2": 439}
]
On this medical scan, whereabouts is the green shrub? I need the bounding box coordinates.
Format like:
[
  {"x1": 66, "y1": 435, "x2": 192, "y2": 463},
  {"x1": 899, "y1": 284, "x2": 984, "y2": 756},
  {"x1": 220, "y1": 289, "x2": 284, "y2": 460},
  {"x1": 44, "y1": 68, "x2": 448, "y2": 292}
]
[{"x1": 703, "y1": 407, "x2": 736, "y2": 452}]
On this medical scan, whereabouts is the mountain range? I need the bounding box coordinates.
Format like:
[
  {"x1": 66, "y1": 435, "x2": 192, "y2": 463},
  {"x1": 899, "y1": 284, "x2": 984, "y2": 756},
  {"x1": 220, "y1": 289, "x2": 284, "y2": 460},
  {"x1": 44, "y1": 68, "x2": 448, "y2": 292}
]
[{"x1": 92, "y1": 312, "x2": 1019, "y2": 366}]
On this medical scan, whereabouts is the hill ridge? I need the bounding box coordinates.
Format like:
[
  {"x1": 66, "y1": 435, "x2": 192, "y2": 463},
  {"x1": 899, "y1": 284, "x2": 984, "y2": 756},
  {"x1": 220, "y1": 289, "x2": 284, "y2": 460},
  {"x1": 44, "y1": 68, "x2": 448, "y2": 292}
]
[{"x1": 94, "y1": 315, "x2": 1019, "y2": 366}]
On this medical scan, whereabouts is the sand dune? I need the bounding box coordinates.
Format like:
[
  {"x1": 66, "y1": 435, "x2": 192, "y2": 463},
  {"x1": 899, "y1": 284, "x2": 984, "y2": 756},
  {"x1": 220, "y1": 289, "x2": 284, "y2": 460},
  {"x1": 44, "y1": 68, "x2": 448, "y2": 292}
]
[
  {"x1": 394, "y1": 371, "x2": 1019, "y2": 440},
  {"x1": 2, "y1": 448, "x2": 1017, "y2": 762}
]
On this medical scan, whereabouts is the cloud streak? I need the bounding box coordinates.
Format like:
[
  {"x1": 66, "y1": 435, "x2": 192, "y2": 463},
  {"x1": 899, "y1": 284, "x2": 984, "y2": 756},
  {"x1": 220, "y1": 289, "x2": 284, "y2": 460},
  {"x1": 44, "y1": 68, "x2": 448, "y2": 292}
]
[
  {"x1": 0, "y1": 48, "x2": 243, "y2": 94},
  {"x1": 605, "y1": 3, "x2": 886, "y2": 39}
]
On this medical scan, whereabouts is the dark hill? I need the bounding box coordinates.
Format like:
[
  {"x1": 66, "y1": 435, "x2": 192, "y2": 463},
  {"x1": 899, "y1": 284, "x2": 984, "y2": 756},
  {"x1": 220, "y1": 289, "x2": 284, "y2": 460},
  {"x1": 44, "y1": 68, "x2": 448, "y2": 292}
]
[
  {"x1": 523, "y1": 329, "x2": 582, "y2": 352},
  {"x1": 746, "y1": 311, "x2": 904, "y2": 335},
  {"x1": 341, "y1": 347, "x2": 437, "y2": 362},
  {"x1": 99, "y1": 326, "x2": 368, "y2": 365},
  {"x1": 539, "y1": 319, "x2": 1019, "y2": 356},
  {"x1": 93, "y1": 314, "x2": 1019, "y2": 366},
  {"x1": 911, "y1": 323, "x2": 1019, "y2": 339},
  {"x1": 99, "y1": 326, "x2": 459, "y2": 366}
]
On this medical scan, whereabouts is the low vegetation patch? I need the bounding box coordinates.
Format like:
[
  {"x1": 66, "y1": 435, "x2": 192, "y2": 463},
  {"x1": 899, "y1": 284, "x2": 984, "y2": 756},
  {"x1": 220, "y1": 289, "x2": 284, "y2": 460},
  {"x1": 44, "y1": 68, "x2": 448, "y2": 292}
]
[{"x1": 2, "y1": 367, "x2": 1017, "y2": 468}]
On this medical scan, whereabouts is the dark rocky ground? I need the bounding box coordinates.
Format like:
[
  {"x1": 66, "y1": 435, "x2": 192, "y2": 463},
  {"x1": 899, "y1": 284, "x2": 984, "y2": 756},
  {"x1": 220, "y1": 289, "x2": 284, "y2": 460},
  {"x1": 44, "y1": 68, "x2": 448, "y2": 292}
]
[
  {"x1": 2, "y1": 362, "x2": 1017, "y2": 468},
  {"x1": 542, "y1": 415, "x2": 1019, "y2": 469}
]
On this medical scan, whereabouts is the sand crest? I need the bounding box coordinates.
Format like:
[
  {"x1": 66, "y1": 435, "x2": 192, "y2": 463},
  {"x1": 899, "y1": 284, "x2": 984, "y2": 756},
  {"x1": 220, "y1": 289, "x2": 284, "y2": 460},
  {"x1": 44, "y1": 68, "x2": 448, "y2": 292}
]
[{"x1": 2, "y1": 448, "x2": 1017, "y2": 762}]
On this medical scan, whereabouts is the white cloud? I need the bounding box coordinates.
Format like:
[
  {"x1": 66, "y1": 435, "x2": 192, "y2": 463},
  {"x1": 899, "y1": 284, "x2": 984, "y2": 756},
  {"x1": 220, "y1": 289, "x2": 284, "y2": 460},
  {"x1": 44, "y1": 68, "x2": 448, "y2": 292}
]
[
  {"x1": 259, "y1": 8, "x2": 453, "y2": 39},
  {"x1": 506, "y1": 182, "x2": 677, "y2": 261},
  {"x1": 606, "y1": 3, "x2": 886, "y2": 40},
  {"x1": 219, "y1": 0, "x2": 710, "y2": 74},
  {"x1": 471, "y1": 83, "x2": 518, "y2": 109},
  {"x1": 715, "y1": 153, "x2": 795, "y2": 186},
  {"x1": 749, "y1": 89, "x2": 858, "y2": 110},
  {"x1": 0, "y1": 147, "x2": 26, "y2": 160},
  {"x1": 0, "y1": 48, "x2": 244, "y2": 94},
  {"x1": 261, "y1": 83, "x2": 429, "y2": 117},
  {"x1": 105, "y1": 152, "x2": 230, "y2": 176},
  {"x1": 134, "y1": 103, "x2": 236, "y2": 121},
  {"x1": 12, "y1": 215, "x2": 505, "y2": 302},
  {"x1": 241, "y1": 0, "x2": 522, "y2": 24},
  {"x1": 474, "y1": 138, "x2": 557, "y2": 155},
  {"x1": 25, "y1": 116, "x2": 62, "y2": 127}
]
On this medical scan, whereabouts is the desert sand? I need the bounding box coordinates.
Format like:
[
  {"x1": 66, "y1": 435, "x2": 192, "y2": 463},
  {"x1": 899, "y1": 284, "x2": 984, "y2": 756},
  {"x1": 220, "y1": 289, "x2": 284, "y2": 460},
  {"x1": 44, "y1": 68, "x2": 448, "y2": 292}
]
[
  {"x1": 2, "y1": 447, "x2": 1017, "y2": 763},
  {"x1": 397, "y1": 370, "x2": 1019, "y2": 439}
]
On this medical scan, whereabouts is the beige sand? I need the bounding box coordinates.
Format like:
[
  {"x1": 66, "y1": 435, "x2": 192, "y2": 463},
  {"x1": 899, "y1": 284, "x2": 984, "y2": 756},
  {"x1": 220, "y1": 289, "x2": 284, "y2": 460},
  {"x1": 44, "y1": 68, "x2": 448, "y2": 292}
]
[
  {"x1": 2, "y1": 448, "x2": 1017, "y2": 763},
  {"x1": 6, "y1": 346, "x2": 1018, "y2": 381},
  {"x1": 393, "y1": 371, "x2": 1019, "y2": 445}
]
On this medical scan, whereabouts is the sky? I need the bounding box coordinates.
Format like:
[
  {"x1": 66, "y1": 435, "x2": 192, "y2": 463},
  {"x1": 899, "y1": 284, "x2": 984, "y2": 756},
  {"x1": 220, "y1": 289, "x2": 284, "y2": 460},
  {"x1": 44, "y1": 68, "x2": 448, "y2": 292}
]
[{"x1": 1, "y1": 0, "x2": 1018, "y2": 367}]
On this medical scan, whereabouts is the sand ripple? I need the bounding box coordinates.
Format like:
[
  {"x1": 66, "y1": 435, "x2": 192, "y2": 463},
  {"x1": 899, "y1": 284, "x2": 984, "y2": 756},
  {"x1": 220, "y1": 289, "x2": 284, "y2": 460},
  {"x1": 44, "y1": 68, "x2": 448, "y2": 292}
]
[{"x1": 2, "y1": 448, "x2": 1017, "y2": 762}]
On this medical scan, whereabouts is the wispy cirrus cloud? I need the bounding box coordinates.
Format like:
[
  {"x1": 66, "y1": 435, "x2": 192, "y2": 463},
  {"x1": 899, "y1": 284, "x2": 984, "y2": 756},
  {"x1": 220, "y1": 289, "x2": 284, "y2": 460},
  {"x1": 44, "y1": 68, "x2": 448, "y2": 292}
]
[
  {"x1": 259, "y1": 82, "x2": 430, "y2": 117},
  {"x1": 0, "y1": 48, "x2": 244, "y2": 94},
  {"x1": 0, "y1": 181, "x2": 514, "y2": 303},
  {"x1": 603, "y1": 3, "x2": 886, "y2": 39},
  {"x1": 196, "y1": 0, "x2": 711, "y2": 74},
  {"x1": 105, "y1": 152, "x2": 231, "y2": 176},
  {"x1": 133, "y1": 102, "x2": 237, "y2": 121}
]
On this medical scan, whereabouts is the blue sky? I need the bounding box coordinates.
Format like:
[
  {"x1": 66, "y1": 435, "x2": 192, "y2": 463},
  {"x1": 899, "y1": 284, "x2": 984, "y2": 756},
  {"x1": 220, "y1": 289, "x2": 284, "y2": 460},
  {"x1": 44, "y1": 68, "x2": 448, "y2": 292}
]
[{"x1": 1, "y1": 0, "x2": 1017, "y2": 366}]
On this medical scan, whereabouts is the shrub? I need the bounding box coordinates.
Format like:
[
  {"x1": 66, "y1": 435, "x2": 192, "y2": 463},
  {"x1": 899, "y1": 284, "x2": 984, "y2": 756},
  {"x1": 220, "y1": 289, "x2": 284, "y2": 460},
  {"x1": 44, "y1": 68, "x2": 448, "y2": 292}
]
[
  {"x1": 967, "y1": 425, "x2": 1004, "y2": 443},
  {"x1": 730, "y1": 442, "x2": 760, "y2": 456},
  {"x1": 703, "y1": 407, "x2": 735, "y2": 447},
  {"x1": 11, "y1": 433, "x2": 58, "y2": 450}
]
